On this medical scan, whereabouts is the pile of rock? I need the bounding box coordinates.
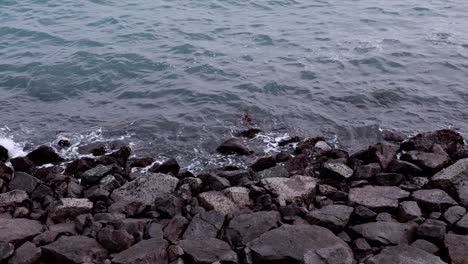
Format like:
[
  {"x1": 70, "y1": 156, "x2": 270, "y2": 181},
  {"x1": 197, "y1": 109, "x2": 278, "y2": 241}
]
[{"x1": 0, "y1": 129, "x2": 467, "y2": 263}]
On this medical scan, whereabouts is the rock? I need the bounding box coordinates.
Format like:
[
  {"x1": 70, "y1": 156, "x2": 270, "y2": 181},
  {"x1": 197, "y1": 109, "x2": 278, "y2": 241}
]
[
  {"x1": 351, "y1": 222, "x2": 417, "y2": 245},
  {"x1": 146, "y1": 222, "x2": 164, "y2": 239},
  {"x1": 97, "y1": 227, "x2": 134, "y2": 252},
  {"x1": 113, "y1": 218, "x2": 150, "y2": 242},
  {"x1": 353, "y1": 163, "x2": 381, "y2": 180},
  {"x1": 0, "y1": 146, "x2": 8, "y2": 162},
  {"x1": 150, "y1": 158, "x2": 180, "y2": 176},
  {"x1": 411, "y1": 189, "x2": 457, "y2": 212},
  {"x1": 445, "y1": 233, "x2": 468, "y2": 264},
  {"x1": 26, "y1": 145, "x2": 63, "y2": 165},
  {"x1": 225, "y1": 211, "x2": 280, "y2": 247},
  {"x1": 456, "y1": 181, "x2": 468, "y2": 208},
  {"x1": 371, "y1": 142, "x2": 400, "y2": 170},
  {"x1": 306, "y1": 205, "x2": 354, "y2": 231},
  {"x1": 0, "y1": 218, "x2": 43, "y2": 245},
  {"x1": 322, "y1": 162, "x2": 354, "y2": 179},
  {"x1": 431, "y1": 158, "x2": 468, "y2": 191},
  {"x1": 179, "y1": 238, "x2": 238, "y2": 264},
  {"x1": 41, "y1": 236, "x2": 107, "y2": 264},
  {"x1": 81, "y1": 165, "x2": 112, "y2": 185},
  {"x1": 376, "y1": 212, "x2": 396, "y2": 222},
  {"x1": 112, "y1": 238, "x2": 168, "y2": 264},
  {"x1": 10, "y1": 157, "x2": 35, "y2": 174},
  {"x1": 8, "y1": 241, "x2": 41, "y2": 264},
  {"x1": 352, "y1": 206, "x2": 377, "y2": 224},
  {"x1": 110, "y1": 173, "x2": 178, "y2": 213},
  {"x1": 251, "y1": 156, "x2": 276, "y2": 172},
  {"x1": 0, "y1": 242, "x2": 14, "y2": 261},
  {"x1": 50, "y1": 198, "x2": 93, "y2": 222},
  {"x1": 128, "y1": 157, "x2": 155, "y2": 168},
  {"x1": 365, "y1": 244, "x2": 446, "y2": 264},
  {"x1": 247, "y1": 224, "x2": 353, "y2": 264},
  {"x1": 349, "y1": 186, "x2": 409, "y2": 212},
  {"x1": 401, "y1": 129, "x2": 463, "y2": 157},
  {"x1": 223, "y1": 187, "x2": 251, "y2": 208},
  {"x1": 163, "y1": 215, "x2": 189, "y2": 243},
  {"x1": 401, "y1": 150, "x2": 449, "y2": 173},
  {"x1": 444, "y1": 206, "x2": 466, "y2": 225},
  {"x1": 216, "y1": 170, "x2": 251, "y2": 186},
  {"x1": 238, "y1": 128, "x2": 262, "y2": 139},
  {"x1": 260, "y1": 176, "x2": 318, "y2": 203},
  {"x1": 9, "y1": 172, "x2": 39, "y2": 194},
  {"x1": 198, "y1": 173, "x2": 231, "y2": 191},
  {"x1": 0, "y1": 162, "x2": 12, "y2": 181},
  {"x1": 255, "y1": 165, "x2": 289, "y2": 180},
  {"x1": 154, "y1": 195, "x2": 182, "y2": 218},
  {"x1": 0, "y1": 190, "x2": 29, "y2": 208},
  {"x1": 32, "y1": 231, "x2": 59, "y2": 246},
  {"x1": 417, "y1": 219, "x2": 446, "y2": 241},
  {"x1": 456, "y1": 213, "x2": 468, "y2": 234},
  {"x1": 183, "y1": 210, "x2": 225, "y2": 240},
  {"x1": 387, "y1": 159, "x2": 423, "y2": 175},
  {"x1": 398, "y1": 201, "x2": 422, "y2": 222},
  {"x1": 374, "y1": 173, "x2": 404, "y2": 186},
  {"x1": 216, "y1": 138, "x2": 251, "y2": 155},
  {"x1": 198, "y1": 191, "x2": 238, "y2": 214},
  {"x1": 411, "y1": 239, "x2": 439, "y2": 255}
]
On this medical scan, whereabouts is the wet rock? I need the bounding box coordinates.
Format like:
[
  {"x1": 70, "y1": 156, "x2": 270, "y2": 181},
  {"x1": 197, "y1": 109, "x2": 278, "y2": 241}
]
[
  {"x1": 0, "y1": 218, "x2": 43, "y2": 245},
  {"x1": 349, "y1": 186, "x2": 409, "y2": 212},
  {"x1": 431, "y1": 158, "x2": 468, "y2": 191},
  {"x1": 128, "y1": 157, "x2": 155, "y2": 168},
  {"x1": 445, "y1": 234, "x2": 468, "y2": 264},
  {"x1": 456, "y1": 181, "x2": 468, "y2": 208},
  {"x1": 455, "y1": 213, "x2": 468, "y2": 234},
  {"x1": 0, "y1": 162, "x2": 13, "y2": 181},
  {"x1": 353, "y1": 163, "x2": 381, "y2": 180},
  {"x1": 223, "y1": 187, "x2": 251, "y2": 208},
  {"x1": 97, "y1": 227, "x2": 134, "y2": 253},
  {"x1": 49, "y1": 198, "x2": 93, "y2": 222},
  {"x1": 10, "y1": 157, "x2": 35, "y2": 174},
  {"x1": 417, "y1": 219, "x2": 446, "y2": 241},
  {"x1": 260, "y1": 175, "x2": 318, "y2": 203},
  {"x1": 216, "y1": 138, "x2": 251, "y2": 155},
  {"x1": 306, "y1": 205, "x2": 354, "y2": 231},
  {"x1": 251, "y1": 156, "x2": 276, "y2": 172},
  {"x1": 112, "y1": 238, "x2": 168, "y2": 264},
  {"x1": 386, "y1": 159, "x2": 423, "y2": 175},
  {"x1": 255, "y1": 165, "x2": 289, "y2": 180},
  {"x1": 9, "y1": 172, "x2": 39, "y2": 194},
  {"x1": 198, "y1": 173, "x2": 231, "y2": 191},
  {"x1": 411, "y1": 239, "x2": 439, "y2": 255},
  {"x1": 351, "y1": 222, "x2": 417, "y2": 245},
  {"x1": 81, "y1": 164, "x2": 112, "y2": 185},
  {"x1": 217, "y1": 170, "x2": 251, "y2": 186},
  {"x1": 275, "y1": 151, "x2": 291, "y2": 162},
  {"x1": 401, "y1": 129, "x2": 463, "y2": 158},
  {"x1": 163, "y1": 215, "x2": 189, "y2": 243},
  {"x1": 0, "y1": 190, "x2": 29, "y2": 208},
  {"x1": 41, "y1": 235, "x2": 108, "y2": 264},
  {"x1": 64, "y1": 158, "x2": 97, "y2": 177},
  {"x1": 0, "y1": 242, "x2": 14, "y2": 261},
  {"x1": 179, "y1": 238, "x2": 238, "y2": 264},
  {"x1": 8, "y1": 241, "x2": 41, "y2": 264},
  {"x1": 401, "y1": 149, "x2": 449, "y2": 173},
  {"x1": 225, "y1": 211, "x2": 280, "y2": 247},
  {"x1": 443, "y1": 206, "x2": 466, "y2": 225},
  {"x1": 150, "y1": 158, "x2": 180, "y2": 176},
  {"x1": 106, "y1": 146, "x2": 131, "y2": 167},
  {"x1": 411, "y1": 189, "x2": 457, "y2": 212},
  {"x1": 183, "y1": 210, "x2": 225, "y2": 240},
  {"x1": 109, "y1": 173, "x2": 178, "y2": 213},
  {"x1": 247, "y1": 224, "x2": 353, "y2": 264},
  {"x1": 238, "y1": 128, "x2": 262, "y2": 139},
  {"x1": 322, "y1": 162, "x2": 354, "y2": 179},
  {"x1": 26, "y1": 145, "x2": 63, "y2": 165},
  {"x1": 398, "y1": 201, "x2": 422, "y2": 222},
  {"x1": 198, "y1": 191, "x2": 239, "y2": 214},
  {"x1": 374, "y1": 173, "x2": 404, "y2": 186},
  {"x1": 366, "y1": 244, "x2": 446, "y2": 264}
]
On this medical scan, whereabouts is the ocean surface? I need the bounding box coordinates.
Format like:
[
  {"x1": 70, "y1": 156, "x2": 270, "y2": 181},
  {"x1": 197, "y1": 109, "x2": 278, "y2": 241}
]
[{"x1": 1, "y1": 0, "x2": 468, "y2": 167}]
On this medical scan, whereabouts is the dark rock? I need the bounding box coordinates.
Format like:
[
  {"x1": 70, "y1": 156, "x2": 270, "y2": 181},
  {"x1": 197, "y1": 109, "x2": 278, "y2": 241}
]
[
  {"x1": 8, "y1": 241, "x2": 41, "y2": 264},
  {"x1": 163, "y1": 215, "x2": 189, "y2": 243},
  {"x1": 64, "y1": 158, "x2": 97, "y2": 177},
  {"x1": 0, "y1": 161, "x2": 13, "y2": 181},
  {"x1": 445, "y1": 233, "x2": 468, "y2": 264},
  {"x1": 179, "y1": 238, "x2": 238, "y2": 264},
  {"x1": 398, "y1": 201, "x2": 422, "y2": 222},
  {"x1": 306, "y1": 205, "x2": 354, "y2": 231},
  {"x1": 0, "y1": 146, "x2": 8, "y2": 162},
  {"x1": 128, "y1": 157, "x2": 155, "y2": 168},
  {"x1": 9, "y1": 172, "x2": 39, "y2": 194},
  {"x1": 260, "y1": 176, "x2": 318, "y2": 203},
  {"x1": 376, "y1": 212, "x2": 397, "y2": 222},
  {"x1": 322, "y1": 162, "x2": 354, "y2": 179},
  {"x1": 411, "y1": 189, "x2": 457, "y2": 212},
  {"x1": 97, "y1": 227, "x2": 134, "y2": 253},
  {"x1": 401, "y1": 129, "x2": 463, "y2": 158},
  {"x1": 32, "y1": 231, "x2": 59, "y2": 246},
  {"x1": 26, "y1": 145, "x2": 63, "y2": 165},
  {"x1": 31, "y1": 184, "x2": 53, "y2": 201},
  {"x1": 238, "y1": 128, "x2": 261, "y2": 139},
  {"x1": 417, "y1": 219, "x2": 446, "y2": 241},
  {"x1": 199, "y1": 173, "x2": 231, "y2": 191},
  {"x1": 154, "y1": 195, "x2": 182, "y2": 218},
  {"x1": 112, "y1": 238, "x2": 168, "y2": 264},
  {"x1": 457, "y1": 181, "x2": 468, "y2": 208},
  {"x1": 386, "y1": 159, "x2": 423, "y2": 175},
  {"x1": 370, "y1": 142, "x2": 400, "y2": 170},
  {"x1": 0, "y1": 218, "x2": 43, "y2": 245},
  {"x1": 183, "y1": 210, "x2": 225, "y2": 240},
  {"x1": 255, "y1": 165, "x2": 288, "y2": 180},
  {"x1": 349, "y1": 186, "x2": 409, "y2": 212},
  {"x1": 41, "y1": 236, "x2": 107, "y2": 264},
  {"x1": 431, "y1": 158, "x2": 468, "y2": 191},
  {"x1": 366, "y1": 244, "x2": 446, "y2": 264},
  {"x1": 351, "y1": 222, "x2": 417, "y2": 246},
  {"x1": 443, "y1": 206, "x2": 466, "y2": 225},
  {"x1": 106, "y1": 146, "x2": 131, "y2": 167},
  {"x1": 81, "y1": 164, "x2": 112, "y2": 185},
  {"x1": 455, "y1": 213, "x2": 468, "y2": 234},
  {"x1": 353, "y1": 163, "x2": 381, "y2": 179},
  {"x1": 0, "y1": 190, "x2": 29, "y2": 209},
  {"x1": 411, "y1": 239, "x2": 440, "y2": 255},
  {"x1": 10, "y1": 157, "x2": 35, "y2": 174},
  {"x1": 374, "y1": 173, "x2": 404, "y2": 186},
  {"x1": 251, "y1": 156, "x2": 276, "y2": 172},
  {"x1": 57, "y1": 139, "x2": 71, "y2": 148},
  {"x1": 286, "y1": 154, "x2": 313, "y2": 175},
  {"x1": 150, "y1": 158, "x2": 180, "y2": 176},
  {"x1": 49, "y1": 223, "x2": 77, "y2": 236},
  {"x1": 352, "y1": 206, "x2": 377, "y2": 224},
  {"x1": 247, "y1": 224, "x2": 353, "y2": 264},
  {"x1": 0, "y1": 242, "x2": 14, "y2": 261},
  {"x1": 216, "y1": 138, "x2": 251, "y2": 155},
  {"x1": 278, "y1": 136, "x2": 301, "y2": 146},
  {"x1": 275, "y1": 151, "x2": 291, "y2": 162},
  {"x1": 49, "y1": 198, "x2": 93, "y2": 222},
  {"x1": 401, "y1": 149, "x2": 449, "y2": 173},
  {"x1": 225, "y1": 211, "x2": 280, "y2": 247},
  {"x1": 353, "y1": 238, "x2": 372, "y2": 259},
  {"x1": 217, "y1": 170, "x2": 251, "y2": 186},
  {"x1": 113, "y1": 218, "x2": 150, "y2": 242}
]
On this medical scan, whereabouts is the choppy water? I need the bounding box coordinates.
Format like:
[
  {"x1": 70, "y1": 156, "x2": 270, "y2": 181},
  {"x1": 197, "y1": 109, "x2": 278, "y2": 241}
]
[{"x1": 1, "y1": 0, "x2": 468, "y2": 166}]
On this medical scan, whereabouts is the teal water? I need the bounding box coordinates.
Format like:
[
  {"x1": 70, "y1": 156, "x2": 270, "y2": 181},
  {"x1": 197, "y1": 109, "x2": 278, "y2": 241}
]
[{"x1": 1, "y1": 0, "x2": 468, "y2": 163}]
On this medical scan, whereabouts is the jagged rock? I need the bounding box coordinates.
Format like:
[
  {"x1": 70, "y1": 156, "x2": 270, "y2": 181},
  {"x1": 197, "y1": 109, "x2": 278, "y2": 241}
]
[
  {"x1": 0, "y1": 218, "x2": 43, "y2": 245},
  {"x1": 376, "y1": 212, "x2": 396, "y2": 222},
  {"x1": 411, "y1": 189, "x2": 457, "y2": 212},
  {"x1": 401, "y1": 149, "x2": 449, "y2": 173},
  {"x1": 255, "y1": 165, "x2": 289, "y2": 180},
  {"x1": 353, "y1": 163, "x2": 381, "y2": 179},
  {"x1": 216, "y1": 138, "x2": 251, "y2": 155},
  {"x1": 10, "y1": 157, "x2": 35, "y2": 174},
  {"x1": 41, "y1": 236, "x2": 107, "y2": 264},
  {"x1": 97, "y1": 227, "x2": 134, "y2": 252},
  {"x1": 8, "y1": 241, "x2": 41, "y2": 264},
  {"x1": 370, "y1": 142, "x2": 400, "y2": 170},
  {"x1": 32, "y1": 231, "x2": 59, "y2": 246},
  {"x1": 349, "y1": 186, "x2": 409, "y2": 212},
  {"x1": 26, "y1": 145, "x2": 63, "y2": 165},
  {"x1": 110, "y1": 173, "x2": 178, "y2": 213},
  {"x1": 0, "y1": 162, "x2": 12, "y2": 181},
  {"x1": 198, "y1": 173, "x2": 231, "y2": 191},
  {"x1": 113, "y1": 218, "x2": 150, "y2": 242},
  {"x1": 49, "y1": 198, "x2": 93, "y2": 222},
  {"x1": 260, "y1": 176, "x2": 318, "y2": 203},
  {"x1": 9, "y1": 172, "x2": 39, "y2": 194},
  {"x1": 411, "y1": 239, "x2": 439, "y2": 255},
  {"x1": 64, "y1": 157, "x2": 97, "y2": 177},
  {"x1": 251, "y1": 156, "x2": 276, "y2": 172},
  {"x1": 0, "y1": 190, "x2": 29, "y2": 208},
  {"x1": 431, "y1": 158, "x2": 468, "y2": 190},
  {"x1": 198, "y1": 191, "x2": 238, "y2": 214},
  {"x1": 353, "y1": 238, "x2": 372, "y2": 258},
  {"x1": 386, "y1": 159, "x2": 423, "y2": 175},
  {"x1": 128, "y1": 157, "x2": 155, "y2": 168},
  {"x1": 217, "y1": 170, "x2": 251, "y2": 186},
  {"x1": 322, "y1": 162, "x2": 353, "y2": 179},
  {"x1": 238, "y1": 128, "x2": 262, "y2": 138},
  {"x1": 417, "y1": 219, "x2": 446, "y2": 241},
  {"x1": 150, "y1": 158, "x2": 180, "y2": 176},
  {"x1": 0, "y1": 242, "x2": 14, "y2": 261},
  {"x1": 154, "y1": 195, "x2": 182, "y2": 218},
  {"x1": 179, "y1": 238, "x2": 238, "y2": 264},
  {"x1": 112, "y1": 238, "x2": 168, "y2": 264},
  {"x1": 365, "y1": 244, "x2": 446, "y2": 264},
  {"x1": 81, "y1": 165, "x2": 112, "y2": 185},
  {"x1": 456, "y1": 213, "x2": 468, "y2": 234},
  {"x1": 352, "y1": 206, "x2": 377, "y2": 224},
  {"x1": 351, "y1": 222, "x2": 417, "y2": 245},
  {"x1": 183, "y1": 210, "x2": 225, "y2": 240},
  {"x1": 445, "y1": 233, "x2": 468, "y2": 264},
  {"x1": 374, "y1": 173, "x2": 404, "y2": 186},
  {"x1": 444, "y1": 206, "x2": 466, "y2": 225},
  {"x1": 398, "y1": 201, "x2": 422, "y2": 222},
  {"x1": 223, "y1": 187, "x2": 251, "y2": 208},
  {"x1": 457, "y1": 181, "x2": 468, "y2": 208},
  {"x1": 225, "y1": 211, "x2": 280, "y2": 247},
  {"x1": 401, "y1": 129, "x2": 463, "y2": 157},
  {"x1": 306, "y1": 205, "x2": 354, "y2": 231},
  {"x1": 163, "y1": 215, "x2": 189, "y2": 243},
  {"x1": 247, "y1": 224, "x2": 353, "y2": 264}
]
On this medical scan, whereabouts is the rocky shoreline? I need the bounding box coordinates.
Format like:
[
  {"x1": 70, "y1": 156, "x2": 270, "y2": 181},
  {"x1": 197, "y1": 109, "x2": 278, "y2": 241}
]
[{"x1": 0, "y1": 129, "x2": 468, "y2": 263}]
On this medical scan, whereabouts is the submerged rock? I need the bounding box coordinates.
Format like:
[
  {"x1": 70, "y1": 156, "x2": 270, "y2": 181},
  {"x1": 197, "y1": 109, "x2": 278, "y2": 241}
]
[
  {"x1": 216, "y1": 138, "x2": 251, "y2": 155},
  {"x1": 26, "y1": 145, "x2": 63, "y2": 165}
]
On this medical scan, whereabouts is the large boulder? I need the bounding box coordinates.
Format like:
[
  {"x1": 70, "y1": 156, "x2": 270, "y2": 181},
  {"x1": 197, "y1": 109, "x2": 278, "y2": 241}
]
[
  {"x1": 41, "y1": 236, "x2": 108, "y2": 264},
  {"x1": 9, "y1": 172, "x2": 39, "y2": 194},
  {"x1": 0, "y1": 218, "x2": 43, "y2": 245},
  {"x1": 81, "y1": 165, "x2": 112, "y2": 185},
  {"x1": 400, "y1": 150, "x2": 449, "y2": 173},
  {"x1": 401, "y1": 129, "x2": 464, "y2": 156},
  {"x1": 431, "y1": 158, "x2": 468, "y2": 190},
  {"x1": 247, "y1": 224, "x2": 354, "y2": 264},
  {"x1": 456, "y1": 181, "x2": 468, "y2": 208},
  {"x1": 444, "y1": 206, "x2": 466, "y2": 225},
  {"x1": 110, "y1": 173, "x2": 178, "y2": 212},
  {"x1": 366, "y1": 244, "x2": 446, "y2": 264},
  {"x1": 349, "y1": 186, "x2": 409, "y2": 212},
  {"x1": 111, "y1": 238, "x2": 168, "y2": 264},
  {"x1": 260, "y1": 176, "x2": 318, "y2": 203},
  {"x1": 351, "y1": 222, "x2": 417, "y2": 246},
  {"x1": 26, "y1": 145, "x2": 63, "y2": 165},
  {"x1": 179, "y1": 238, "x2": 238, "y2": 264},
  {"x1": 8, "y1": 241, "x2": 41, "y2": 264},
  {"x1": 183, "y1": 210, "x2": 225, "y2": 240},
  {"x1": 306, "y1": 205, "x2": 354, "y2": 231},
  {"x1": 445, "y1": 233, "x2": 468, "y2": 264},
  {"x1": 225, "y1": 211, "x2": 280, "y2": 247},
  {"x1": 411, "y1": 189, "x2": 457, "y2": 212},
  {"x1": 49, "y1": 198, "x2": 93, "y2": 222}
]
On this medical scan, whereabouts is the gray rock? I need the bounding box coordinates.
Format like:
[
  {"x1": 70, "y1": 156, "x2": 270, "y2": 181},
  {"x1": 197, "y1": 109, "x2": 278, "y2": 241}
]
[
  {"x1": 223, "y1": 187, "x2": 251, "y2": 208},
  {"x1": 154, "y1": 195, "x2": 182, "y2": 218},
  {"x1": 349, "y1": 186, "x2": 409, "y2": 212},
  {"x1": 32, "y1": 231, "x2": 59, "y2": 246},
  {"x1": 444, "y1": 206, "x2": 467, "y2": 225},
  {"x1": 217, "y1": 170, "x2": 251, "y2": 186},
  {"x1": 216, "y1": 138, "x2": 251, "y2": 155},
  {"x1": 147, "y1": 222, "x2": 164, "y2": 239},
  {"x1": 398, "y1": 201, "x2": 422, "y2": 222},
  {"x1": 431, "y1": 158, "x2": 468, "y2": 190},
  {"x1": 352, "y1": 206, "x2": 377, "y2": 223},
  {"x1": 112, "y1": 238, "x2": 168, "y2": 264},
  {"x1": 401, "y1": 129, "x2": 463, "y2": 154},
  {"x1": 163, "y1": 215, "x2": 189, "y2": 243},
  {"x1": 322, "y1": 162, "x2": 354, "y2": 179},
  {"x1": 374, "y1": 173, "x2": 404, "y2": 186},
  {"x1": 113, "y1": 218, "x2": 151, "y2": 242},
  {"x1": 8, "y1": 241, "x2": 41, "y2": 264},
  {"x1": 371, "y1": 142, "x2": 400, "y2": 170},
  {"x1": 456, "y1": 181, "x2": 468, "y2": 208},
  {"x1": 225, "y1": 211, "x2": 280, "y2": 247},
  {"x1": 49, "y1": 198, "x2": 93, "y2": 222},
  {"x1": 411, "y1": 189, "x2": 457, "y2": 212},
  {"x1": 183, "y1": 210, "x2": 225, "y2": 240},
  {"x1": 179, "y1": 238, "x2": 238, "y2": 264},
  {"x1": 97, "y1": 227, "x2": 134, "y2": 253},
  {"x1": 401, "y1": 150, "x2": 449, "y2": 172},
  {"x1": 0, "y1": 242, "x2": 14, "y2": 261},
  {"x1": 351, "y1": 222, "x2": 417, "y2": 245},
  {"x1": 198, "y1": 191, "x2": 239, "y2": 214},
  {"x1": 353, "y1": 163, "x2": 381, "y2": 179},
  {"x1": 456, "y1": 213, "x2": 468, "y2": 234},
  {"x1": 445, "y1": 233, "x2": 468, "y2": 264},
  {"x1": 41, "y1": 236, "x2": 108, "y2": 264},
  {"x1": 110, "y1": 173, "x2": 178, "y2": 213},
  {"x1": 387, "y1": 160, "x2": 423, "y2": 175},
  {"x1": 260, "y1": 176, "x2": 318, "y2": 203},
  {"x1": 417, "y1": 219, "x2": 446, "y2": 241},
  {"x1": 9, "y1": 172, "x2": 39, "y2": 194},
  {"x1": 376, "y1": 212, "x2": 397, "y2": 222},
  {"x1": 365, "y1": 245, "x2": 446, "y2": 264},
  {"x1": 247, "y1": 224, "x2": 353, "y2": 264},
  {"x1": 411, "y1": 239, "x2": 439, "y2": 255},
  {"x1": 198, "y1": 173, "x2": 231, "y2": 191},
  {"x1": 255, "y1": 165, "x2": 288, "y2": 180},
  {"x1": 306, "y1": 205, "x2": 354, "y2": 230},
  {"x1": 0, "y1": 190, "x2": 29, "y2": 208},
  {"x1": 81, "y1": 164, "x2": 112, "y2": 184},
  {"x1": 0, "y1": 218, "x2": 43, "y2": 245}
]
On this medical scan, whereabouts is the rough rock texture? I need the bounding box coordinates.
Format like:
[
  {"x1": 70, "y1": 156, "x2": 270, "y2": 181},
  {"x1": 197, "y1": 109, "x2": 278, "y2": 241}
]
[
  {"x1": 322, "y1": 162, "x2": 354, "y2": 179},
  {"x1": 455, "y1": 213, "x2": 468, "y2": 234},
  {"x1": 225, "y1": 211, "x2": 280, "y2": 247},
  {"x1": 457, "y1": 181, "x2": 468, "y2": 208},
  {"x1": 431, "y1": 158, "x2": 468, "y2": 190},
  {"x1": 445, "y1": 233, "x2": 468, "y2": 264},
  {"x1": 349, "y1": 186, "x2": 409, "y2": 212},
  {"x1": 111, "y1": 238, "x2": 168, "y2": 264},
  {"x1": 398, "y1": 201, "x2": 422, "y2": 222},
  {"x1": 41, "y1": 236, "x2": 108, "y2": 264},
  {"x1": 306, "y1": 205, "x2": 354, "y2": 230},
  {"x1": 444, "y1": 206, "x2": 467, "y2": 225},
  {"x1": 216, "y1": 138, "x2": 251, "y2": 155},
  {"x1": 0, "y1": 218, "x2": 43, "y2": 245},
  {"x1": 50, "y1": 198, "x2": 93, "y2": 222},
  {"x1": 260, "y1": 176, "x2": 318, "y2": 202},
  {"x1": 366, "y1": 245, "x2": 446, "y2": 264},
  {"x1": 8, "y1": 241, "x2": 41, "y2": 264},
  {"x1": 9, "y1": 172, "x2": 39, "y2": 194},
  {"x1": 411, "y1": 189, "x2": 457, "y2": 212},
  {"x1": 351, "y1": 222, "x2": 417, "y2": 245},
  {"x1": 0, "y1": 190, "x2": 29, "y2": 208},
  {"x1": 198, "y1": 191, "x2": 239, "y2": 214},
  {"x1": 183, "y1": 210, "x2": 225, "y2": 240},
  {"x1": 26, "y1": 145, "x2": 63, "y2": 165},
  {"x1": 179, "y1": 238, "x2": 238, "y2": 264}
]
